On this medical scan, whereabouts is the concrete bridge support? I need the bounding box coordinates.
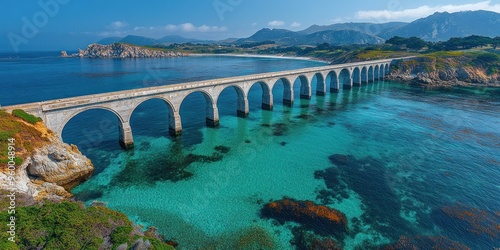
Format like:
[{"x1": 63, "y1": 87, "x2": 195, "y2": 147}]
[
  {"x1": 315, "y1": 74, "x2": 326, "y2": 96},
  {"x1": 237, "y1": 95, "x2": 249, "y2": 117},
  {"x1": 368, "y1": 67, "x2": 374, "y2": 82},
  {"x1": 361, "y1": 67, "x2": 368, "y2": 83},
  {"x1": 206, "y1": 103, "x2": 219, "y2": 127},
  {"x1": 330, "y1": 74, "x2": 340, "y2": 93},
  {"x1": 262, "y1": 92, "x2": 273, "y2": 110},
  {"x1": 119, "y1": 122, "x2": 134, "y2": 149},
  {"x1": 353, "y1": 68, "x2": 361, "y2": 86},
  {"x1": 283, "y1": 87, "x2": 294, "y2": 106},
  {"x1": 168, "y1": 111, "x2": 183, "y2": 136}
]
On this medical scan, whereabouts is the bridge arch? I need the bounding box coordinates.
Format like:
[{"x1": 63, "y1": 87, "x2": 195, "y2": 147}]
[
  {"x1": 312, "y1": 72, "x2": 326, "y2": 96},
  {"x1": 129, "y1": 97, "x2": 181, "y2": 137},
  {"x1": 248, "y1": 81, "x2": 273, "y2": 110},
  {"x1": 327, "y1": 71, "x2": 339, "y2": 92},
  {"x1": 216, "y1": 84, "x2": 249, "y2": 118},
  {"x1": 352, "y1": 67, "x2": 361, "y2": 86},
  {"x1": 271, "y1": 77, "x2": 294, "y2": 106},
  {"x1": 180, "y1": 90, "x2": 219, "y2": 128},
  {"x1": 385, "y1": 63, "x2": 390, "y2": 75},
  {"x1": 368, "y1": 66, "x2": 374, "y2": 82},
  {"x1": 294, "y1": 75, "x2": 311, "y2": 100},
  {"x1": 60, "y1": 106, "x2": 130, "y2": 149},
  {"x1": 374, "y1": 65, "x2": 380, "y2": 80},
  {"x1": 361, "y1": 66, "x2": 368, "y2": 83},
  {"x1": 339, "y1": 68, "x2": 352, "y2": 89}
]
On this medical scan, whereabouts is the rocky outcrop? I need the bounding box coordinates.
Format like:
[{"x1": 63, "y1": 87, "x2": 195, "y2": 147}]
[
  {"x1": 62, "y1": 43, "x2": 186, "y2": 58},
  {"x1": 0, "y1": 116, "x2": 93, "y2": 202},
  {"x1": 387, "y1": 57, "x2": 500, "y2": 86}
]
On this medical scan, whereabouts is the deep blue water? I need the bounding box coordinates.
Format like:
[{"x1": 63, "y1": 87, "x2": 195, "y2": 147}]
[{"x1": 1, "y1": 52, "x2": 499, "y2": 249}]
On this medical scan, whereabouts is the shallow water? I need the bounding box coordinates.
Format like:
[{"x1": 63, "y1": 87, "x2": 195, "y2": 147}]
[{"x1": 2, "y1": 54, "x2": 499, "y2": 249}]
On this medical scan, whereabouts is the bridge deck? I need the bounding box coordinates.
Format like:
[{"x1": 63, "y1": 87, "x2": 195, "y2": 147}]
[{"x1": 2, "y1": 58, "x2": 398, "y2": 112}]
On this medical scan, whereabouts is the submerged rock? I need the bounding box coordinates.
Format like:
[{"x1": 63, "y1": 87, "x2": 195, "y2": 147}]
[
  {"x1": 291, "y1": 227, "x2": 342, "y2": 250},
  {"x1": 431, "y1": 203, "x2": 500, "y2": 248},
  {"x1": 214, "y1": 145, "x2": 231, "y2": 154},
  {"x1": 261, "y1": 198, "x2": 348, "y2": 237},
  {"x1": 315, "y1": 154, "x2": 419, "y2": 239},
  {"x1": 272, "y1": 123, "x2": 288, "y2": 136},
  {"x1": 383, "y1": 236, "x2": 470, "y2": 250}
]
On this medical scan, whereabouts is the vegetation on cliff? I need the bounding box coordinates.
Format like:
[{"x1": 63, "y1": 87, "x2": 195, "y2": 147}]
[
  {"x1": 0, "y1": 109, "x2": 49, "y2": 166},
  {"x1": 0, "y1": 198, "x2": 175, "y2": 250}
]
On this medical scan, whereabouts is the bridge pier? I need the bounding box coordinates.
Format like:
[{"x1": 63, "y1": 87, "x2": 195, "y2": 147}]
[
  {"x1": 300, "y1": 85, "x2": 312, "y2": 99},
  {"x1": 262, "y1": 92, "x2": 273, "y2": 110},
  {"x1": 283, "y1": 87, "x2": 294, "y2": 107},
  {"x1": 119, "y1": 122, "x2": 134, "y2": 149},
  {"x1": 237, "y1": 96, "x2": 249, "y2": 118},
  {"x1": 316, "y1": 81, "x2": 326, "y2": 96},
  {"x1": 169, "y1": 111, "x2": 182, "y2": 136},
  {"x1": 206, "y1": 104, "x2": 219, "y2": 127},
  {"x1": 330, "y1": 75, "x2": 340, "y2": 93},
  {"x1": 353, "y1": 74, "x2": 361, "y2": 86}
]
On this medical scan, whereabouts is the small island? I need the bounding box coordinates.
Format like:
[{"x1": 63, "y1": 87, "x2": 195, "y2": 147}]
[{"x1": 61, "y1": 43, "x2": 187, "y2": 59}]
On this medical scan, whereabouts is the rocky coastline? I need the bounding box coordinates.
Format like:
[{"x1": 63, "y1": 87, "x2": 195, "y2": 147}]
[
  {"x1": 387, "y1": 57, "x2": 500, "y2": 87},
  {"x1": 61, "y1": 43, "x2": 187, "y2": 59},
  {"x1": 0, "y1": 113, "x2": 94, "y2": 202}
]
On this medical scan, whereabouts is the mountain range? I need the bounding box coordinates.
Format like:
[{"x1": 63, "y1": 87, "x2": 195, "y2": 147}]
[{"x1": 96, "y1": 10, "x2": 500, "y2": 47}]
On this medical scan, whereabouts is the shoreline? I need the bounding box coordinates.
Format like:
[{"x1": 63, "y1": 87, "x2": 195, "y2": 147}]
[{"x1": 190, "y1": 53, "x2": 330, "y2": 64}]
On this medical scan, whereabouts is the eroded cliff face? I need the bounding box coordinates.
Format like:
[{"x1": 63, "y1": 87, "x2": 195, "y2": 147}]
[
  {"x1": 387, "y1": 57, "x2": 500, "y2": 86},
  {"x1": 0, "y1": 112, "x2": 93, "y2": 202},
  {"x1": 63, "y1": 43, "x2": 186, "y2": 58}
]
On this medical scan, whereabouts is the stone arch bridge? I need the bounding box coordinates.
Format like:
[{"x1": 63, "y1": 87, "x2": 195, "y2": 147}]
[{"x1": 4, "y1": 58, "x2": 397, "y2": 149}]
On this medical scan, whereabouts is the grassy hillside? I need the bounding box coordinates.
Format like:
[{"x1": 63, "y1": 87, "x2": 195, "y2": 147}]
[
  {"x1": 0, "y1": 110, "x2": 51, "y2": 167},
  {"x1": 0, "y1": 198, "x2": 175, "y2": 249}
]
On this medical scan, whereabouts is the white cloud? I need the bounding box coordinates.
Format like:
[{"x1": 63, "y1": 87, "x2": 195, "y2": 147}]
[
  {"x1": 132, "y1": 23, "x2": 227, "y2": 33},
  {"x1": 109, "y1": 21, "x2": 128, "y2": 30},
  {"x1": 251, "y1": 22, "x2": 258, "y2": 26},
  {"x1": 165, "y1": 24, "x2": 178, "y2": 31},
  {"x1": 291, "y1": 22, "x2": 301, "y2": 27},
  {"x1": 355, "y1": 1, "x2": 500, "y2": 21},
  {"x1": 268, "y1": 20, "x2": 285, "y2": 27},
  {"x1": 181, "y1": 23, "x2": 196, "y2": 32}
]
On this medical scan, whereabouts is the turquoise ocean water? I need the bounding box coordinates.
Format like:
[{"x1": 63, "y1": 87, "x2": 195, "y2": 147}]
[{"x1": 1, "y1": 53, "x2": 499, "y2": 249}]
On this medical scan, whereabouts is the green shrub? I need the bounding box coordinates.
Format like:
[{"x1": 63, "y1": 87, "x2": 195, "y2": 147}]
[
  {"x1": 111, "y1": 225, "x2": 133, "y2": 246},
  {"x1": 11, "y1": 109, "x2": 42, "y2": 124}
]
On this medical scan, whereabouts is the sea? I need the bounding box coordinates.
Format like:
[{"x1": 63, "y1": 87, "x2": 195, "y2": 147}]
[{"x1": 1, "y1": 52, "x2": 499, "y2": 249}]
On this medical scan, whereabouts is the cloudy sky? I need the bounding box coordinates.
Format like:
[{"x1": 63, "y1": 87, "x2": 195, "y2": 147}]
[{"x1": 1, "y1": 0, "x2": 500, "y2": 51}]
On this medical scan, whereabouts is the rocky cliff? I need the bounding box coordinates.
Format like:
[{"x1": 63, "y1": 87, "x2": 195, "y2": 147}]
[
  {"x1": 387, "y1": 55, "x2": 500, "y2": 86},
  {"x1": 0, "y1": 110, "x2": 93, "y2": 202},
  {"x1": 63, "y1": 43, "x2": 186, "y2": 58}
]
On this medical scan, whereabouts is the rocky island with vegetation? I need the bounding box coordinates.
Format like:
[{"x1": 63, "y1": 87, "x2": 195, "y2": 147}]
[{"x1": 61, "y1": 43, "x2": 186, "y2": 59}]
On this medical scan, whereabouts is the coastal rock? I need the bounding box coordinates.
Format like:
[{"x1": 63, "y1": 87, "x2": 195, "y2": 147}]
[
  {"x1": 387, "y1": 57, "x2": 499, "y2": 86},
  {"x1": 28, "y1": 142, "x2": 94, "y2": 190},
  {"x1": 65, "y1": 43, "x2": 187, "y2": 58},
  {"x1": 0, "y1": 117, "x2": 94, "y2": 201},
  {"x1": 132, "y1": 238, "x2": 152, "y2": 250},
  {"x1": 60, "y1": 50, "x2": 68, "y2": 57},
  {"x1": 260, "y1": 198, "x2": 348, "y2": 237}
]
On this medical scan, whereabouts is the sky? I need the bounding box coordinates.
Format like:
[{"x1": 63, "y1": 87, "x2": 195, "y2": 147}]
[{"x1": 1, "y1": 0, "x2": 500, "y2": 52}]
